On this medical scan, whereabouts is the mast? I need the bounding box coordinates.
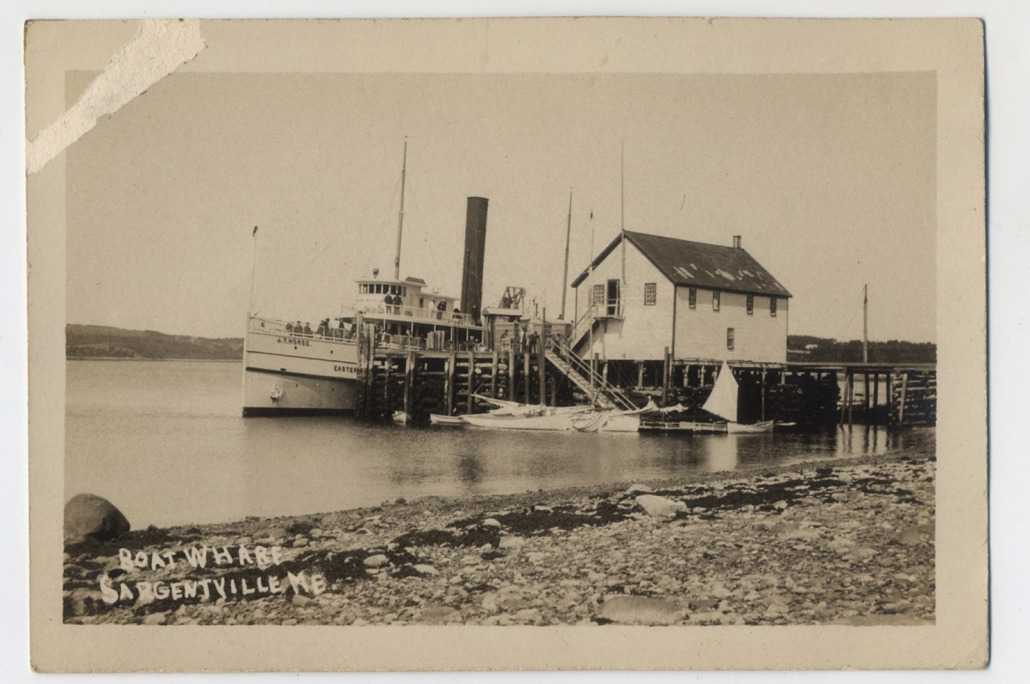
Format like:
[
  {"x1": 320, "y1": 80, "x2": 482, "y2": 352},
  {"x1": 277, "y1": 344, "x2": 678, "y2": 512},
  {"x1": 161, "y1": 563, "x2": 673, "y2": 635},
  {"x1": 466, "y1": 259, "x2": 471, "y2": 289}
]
[
  {"x1": 862, "y1": 284, "x2": 869, "y2": 363},
  {"x1": 560, "y1": 189, "x2": 572, "y2": 320},
  {"x1": 620, "y1": 140, "x2": 626, "y2": 294},
  {"x1": 393, "y1": 140, "x2": 408, "y2": 281},
  {"x1": 249, "y1": 225, "x2": 258, "y2": 316}
]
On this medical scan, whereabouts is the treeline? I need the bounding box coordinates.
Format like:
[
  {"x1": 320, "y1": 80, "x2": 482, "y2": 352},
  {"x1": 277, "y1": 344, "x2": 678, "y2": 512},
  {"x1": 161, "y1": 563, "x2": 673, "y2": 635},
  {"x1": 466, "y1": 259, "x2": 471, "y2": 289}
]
[
  {"x1": 66, "y1": 324, "x2": 243, "y2": 360},
  {"x1": 788, "y1": 335, "x2": 935, "y2": 364}
]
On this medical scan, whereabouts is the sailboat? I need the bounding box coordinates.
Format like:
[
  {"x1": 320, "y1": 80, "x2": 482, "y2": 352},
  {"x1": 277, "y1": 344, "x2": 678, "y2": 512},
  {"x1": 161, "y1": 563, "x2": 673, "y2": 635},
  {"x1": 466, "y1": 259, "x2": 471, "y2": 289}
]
[{"x1": 702, "y1": 361, "x2": 775, "y2": 434}]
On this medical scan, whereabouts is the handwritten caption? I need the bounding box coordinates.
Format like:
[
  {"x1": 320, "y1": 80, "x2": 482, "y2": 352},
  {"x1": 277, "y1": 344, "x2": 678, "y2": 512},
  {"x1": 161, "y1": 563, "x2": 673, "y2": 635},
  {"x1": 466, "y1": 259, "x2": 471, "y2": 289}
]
[{"x1": 98, "y1": 544, "x2": 327, "y2": 606}]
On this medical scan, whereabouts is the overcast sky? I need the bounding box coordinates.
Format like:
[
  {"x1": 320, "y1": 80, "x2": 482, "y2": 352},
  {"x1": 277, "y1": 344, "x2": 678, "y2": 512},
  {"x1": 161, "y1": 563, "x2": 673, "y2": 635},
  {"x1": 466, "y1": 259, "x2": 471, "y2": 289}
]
[{"x1": 66, "y1": 67, "x2": 936, "y2": 342}]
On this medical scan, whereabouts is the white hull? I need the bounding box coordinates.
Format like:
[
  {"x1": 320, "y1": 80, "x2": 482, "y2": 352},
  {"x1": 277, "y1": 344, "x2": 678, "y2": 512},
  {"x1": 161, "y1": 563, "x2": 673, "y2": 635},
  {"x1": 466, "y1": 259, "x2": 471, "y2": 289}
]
[
  {"x1": 725, "y1": 420, "x2": 775, "y2": 434},
  {"x1": 242, "y1": 368, "x2": 358, "y2": 415},
  {"x1": 461, "y1": 407, "x2": 591, "y2": 431},
  {"x1": 243, "y1": 324, "x2": 360, "y2": 415},
  {"x1": 430, "y1": 413, "x2": 463, "y2": 426}
]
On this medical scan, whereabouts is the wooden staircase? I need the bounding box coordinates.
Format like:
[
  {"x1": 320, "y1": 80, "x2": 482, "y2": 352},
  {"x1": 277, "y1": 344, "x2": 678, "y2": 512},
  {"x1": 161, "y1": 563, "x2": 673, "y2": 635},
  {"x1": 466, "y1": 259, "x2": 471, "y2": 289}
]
[{"x1": 544, "y1": 341, "x2": 637, "y2": 411}]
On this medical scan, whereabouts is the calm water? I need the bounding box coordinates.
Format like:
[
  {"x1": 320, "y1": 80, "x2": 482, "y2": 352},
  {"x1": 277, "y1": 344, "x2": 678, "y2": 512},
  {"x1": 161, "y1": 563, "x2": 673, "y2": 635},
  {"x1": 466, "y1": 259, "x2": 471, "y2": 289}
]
[{"x1": 66, "y1": 360, "x2": 934, "y2": 528}]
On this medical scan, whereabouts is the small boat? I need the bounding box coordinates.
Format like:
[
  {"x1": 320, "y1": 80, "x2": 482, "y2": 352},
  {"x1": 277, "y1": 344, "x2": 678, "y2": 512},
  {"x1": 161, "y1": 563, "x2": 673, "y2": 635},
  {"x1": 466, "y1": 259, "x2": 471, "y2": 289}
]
[
  {"x1": 726, "y1": 420, "x2": 775, "y2": 434},
  {"x1": 392, "y1": 410, "x2": 409, "y2": 425},
  {"x1": 571, "y1": 400, "x2": 657, "y2": 433},
  {"x1": 429, "y1": 413, "x2": 463, "y2": 426},
  {"x1": 473, "y1": 394, "x2": 587, "y2": 418},
  {"x1": 702, "y1": 361, "x2": 777, "y2": 434},
  {"x1": 461, "y1": 405, "x2": 593, "y2": 431}
]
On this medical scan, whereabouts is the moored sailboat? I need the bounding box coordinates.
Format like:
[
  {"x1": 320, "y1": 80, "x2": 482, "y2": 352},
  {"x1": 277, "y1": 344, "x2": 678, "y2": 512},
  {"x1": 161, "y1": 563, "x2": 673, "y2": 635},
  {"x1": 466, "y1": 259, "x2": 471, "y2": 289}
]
[{"x1": 702, "y1": 361, "x2": 775, "y2": 434}]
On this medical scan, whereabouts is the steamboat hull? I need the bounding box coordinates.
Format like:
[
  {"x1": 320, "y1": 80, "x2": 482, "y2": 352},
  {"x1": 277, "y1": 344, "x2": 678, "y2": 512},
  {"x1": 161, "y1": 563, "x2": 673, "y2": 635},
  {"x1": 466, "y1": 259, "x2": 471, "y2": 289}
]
[{"x1": 242, "y1": 325, "x2": 360, "y2": 416}]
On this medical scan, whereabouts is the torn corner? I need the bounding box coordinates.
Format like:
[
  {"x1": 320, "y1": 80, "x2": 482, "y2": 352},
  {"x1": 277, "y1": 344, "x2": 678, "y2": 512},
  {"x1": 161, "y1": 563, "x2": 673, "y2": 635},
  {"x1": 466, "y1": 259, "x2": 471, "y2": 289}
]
[{"x1": 26, "y1": 19, "x2": 206, "y2": 176}]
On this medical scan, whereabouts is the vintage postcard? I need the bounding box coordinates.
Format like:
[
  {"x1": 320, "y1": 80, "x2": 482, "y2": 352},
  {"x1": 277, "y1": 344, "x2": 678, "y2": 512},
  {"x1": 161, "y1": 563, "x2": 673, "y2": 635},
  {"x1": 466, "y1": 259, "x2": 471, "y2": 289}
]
[{"x1": 27, "y1": 17, "x2": 986, "y2": 671}]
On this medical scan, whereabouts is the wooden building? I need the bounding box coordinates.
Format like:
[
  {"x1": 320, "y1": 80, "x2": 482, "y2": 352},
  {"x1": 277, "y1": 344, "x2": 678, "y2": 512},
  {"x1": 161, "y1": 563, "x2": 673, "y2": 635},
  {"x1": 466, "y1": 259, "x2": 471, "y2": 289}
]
[{"x1": 570, "y1": 231, "x2": 792, "y2": 365}]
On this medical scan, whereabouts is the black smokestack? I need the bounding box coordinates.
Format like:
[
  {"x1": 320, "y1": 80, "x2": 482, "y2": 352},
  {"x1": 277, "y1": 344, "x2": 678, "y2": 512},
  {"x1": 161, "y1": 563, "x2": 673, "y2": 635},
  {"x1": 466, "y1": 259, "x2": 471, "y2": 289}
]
[{"x1": 461, "y1": 196, "x2": 488, "y2": 323}]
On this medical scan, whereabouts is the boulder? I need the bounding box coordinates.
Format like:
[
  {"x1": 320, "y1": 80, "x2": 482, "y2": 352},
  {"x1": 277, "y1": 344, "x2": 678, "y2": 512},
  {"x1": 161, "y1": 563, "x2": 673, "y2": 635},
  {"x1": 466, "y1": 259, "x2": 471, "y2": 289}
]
[
  {"x1": 635, "y1": 494, "x2": 687, "y2": 518},
  {"x1": 596, "y1": 595, "x2": 683, "y2": 625},
  {"x1": 363, "y1": 554, "x2": 390, "y2": 568},
  {"x1": 64, "y1": 493, "x2": 130, "y2": 543}
]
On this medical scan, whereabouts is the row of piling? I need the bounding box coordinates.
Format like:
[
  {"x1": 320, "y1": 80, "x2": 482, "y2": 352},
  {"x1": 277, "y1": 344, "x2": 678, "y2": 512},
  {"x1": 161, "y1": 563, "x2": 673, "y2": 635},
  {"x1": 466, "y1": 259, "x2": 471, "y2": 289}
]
[{"x1": 354, "y1": 323, "x2": 935, "y2": 429}]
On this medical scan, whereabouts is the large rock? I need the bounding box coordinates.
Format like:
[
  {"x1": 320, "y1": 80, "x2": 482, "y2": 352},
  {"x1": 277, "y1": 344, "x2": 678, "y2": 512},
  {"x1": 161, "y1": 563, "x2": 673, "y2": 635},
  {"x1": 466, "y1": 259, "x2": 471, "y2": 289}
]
[
  {"x1": 64, "y1": 493, "x2": 130, "y2": 543},
  {"x1": 596, "y1": 595, "x2": 683, "y2": 625},
  {"x1": 635, "y1": 494, "x2": 687, "y2": 518}
]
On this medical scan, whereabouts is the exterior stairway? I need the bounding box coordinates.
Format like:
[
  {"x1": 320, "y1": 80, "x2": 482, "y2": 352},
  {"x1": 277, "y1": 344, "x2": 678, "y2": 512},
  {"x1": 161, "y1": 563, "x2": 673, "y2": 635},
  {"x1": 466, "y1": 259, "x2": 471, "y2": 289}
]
[{"x1": 545, "y1": 342, "x2": 638, "y2": 411}]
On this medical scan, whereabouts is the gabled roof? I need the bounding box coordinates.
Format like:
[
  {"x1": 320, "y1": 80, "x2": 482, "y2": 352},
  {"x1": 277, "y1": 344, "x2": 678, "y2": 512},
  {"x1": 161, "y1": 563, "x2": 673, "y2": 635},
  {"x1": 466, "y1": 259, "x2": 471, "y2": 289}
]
[{"x1": 571, "y1": 230, "x2": 792, "y2": 298}]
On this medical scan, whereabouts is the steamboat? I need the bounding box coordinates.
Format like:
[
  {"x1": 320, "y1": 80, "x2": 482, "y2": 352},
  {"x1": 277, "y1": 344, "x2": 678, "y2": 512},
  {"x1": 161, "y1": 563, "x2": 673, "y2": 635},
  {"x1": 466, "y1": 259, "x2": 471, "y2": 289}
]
[{"x1": 242, "y1": 144, "x2": 495, "y2": 416}]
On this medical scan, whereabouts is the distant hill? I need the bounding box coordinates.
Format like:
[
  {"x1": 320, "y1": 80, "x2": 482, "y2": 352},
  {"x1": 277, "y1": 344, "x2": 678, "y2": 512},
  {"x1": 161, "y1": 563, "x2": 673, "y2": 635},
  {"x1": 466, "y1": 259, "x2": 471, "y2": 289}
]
[
  {"x1": 788, "y1": 335, "x2": 935, "y2": 364},
  {"x1": 66, "y1": 324, "x2": 243, "y2": 360}
]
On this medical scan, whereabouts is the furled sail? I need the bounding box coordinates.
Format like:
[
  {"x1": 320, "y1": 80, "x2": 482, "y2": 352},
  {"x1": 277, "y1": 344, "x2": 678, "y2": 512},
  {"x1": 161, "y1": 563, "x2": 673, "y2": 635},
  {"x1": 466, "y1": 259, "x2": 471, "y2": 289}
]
[{"x1": 702, "y1": 361, "x2": 738, "y2": 423}]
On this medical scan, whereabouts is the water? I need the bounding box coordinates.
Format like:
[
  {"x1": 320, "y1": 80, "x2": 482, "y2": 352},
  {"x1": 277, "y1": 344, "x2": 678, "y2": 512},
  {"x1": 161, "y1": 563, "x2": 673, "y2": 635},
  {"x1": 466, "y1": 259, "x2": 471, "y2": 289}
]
[{"x1": 66, "y1": 360, "x2": 934, "y2": 528}]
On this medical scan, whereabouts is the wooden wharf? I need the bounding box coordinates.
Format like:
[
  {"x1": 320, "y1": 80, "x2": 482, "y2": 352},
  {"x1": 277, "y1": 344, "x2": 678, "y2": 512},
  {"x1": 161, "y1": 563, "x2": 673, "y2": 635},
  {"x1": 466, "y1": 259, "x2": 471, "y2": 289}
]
[{"x1": 354, "y1": 320, "x2": 936, "y2": 430}]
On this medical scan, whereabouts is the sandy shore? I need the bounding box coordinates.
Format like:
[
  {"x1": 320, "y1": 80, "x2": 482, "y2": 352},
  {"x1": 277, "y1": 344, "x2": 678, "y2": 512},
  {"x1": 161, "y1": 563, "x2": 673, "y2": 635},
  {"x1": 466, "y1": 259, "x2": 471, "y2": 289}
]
[{"x1": 64, "y1": 447, "x2": 935, "y2": 626}]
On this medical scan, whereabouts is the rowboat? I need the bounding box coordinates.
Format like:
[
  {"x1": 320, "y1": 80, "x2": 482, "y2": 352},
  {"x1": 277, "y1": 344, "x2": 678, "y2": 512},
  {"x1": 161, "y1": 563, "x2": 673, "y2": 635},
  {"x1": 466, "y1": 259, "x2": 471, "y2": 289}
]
[
  {"x1": 429, "y1": 413, "x2": 463, "y2": 426},
  {"x1": 460, "y1": 405, "x2": 592, "y2": 431}
]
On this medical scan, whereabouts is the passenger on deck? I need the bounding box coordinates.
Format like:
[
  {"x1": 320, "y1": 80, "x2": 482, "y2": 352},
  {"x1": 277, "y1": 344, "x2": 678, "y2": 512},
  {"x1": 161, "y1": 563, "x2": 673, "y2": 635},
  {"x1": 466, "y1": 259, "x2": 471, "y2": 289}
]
[
  {"x1": 303, "y1": 322, "x2": 312, "y2": 335},
  {"x1": 286, "y1": 322, "x2": 294, "y2": 333}
]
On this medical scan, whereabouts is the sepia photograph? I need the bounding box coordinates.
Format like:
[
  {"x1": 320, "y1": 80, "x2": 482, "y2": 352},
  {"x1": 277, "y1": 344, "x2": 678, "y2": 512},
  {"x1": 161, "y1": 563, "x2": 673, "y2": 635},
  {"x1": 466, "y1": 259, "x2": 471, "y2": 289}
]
[{"x1": 26, "y1": 15, "x2": 987, "y2": 672}]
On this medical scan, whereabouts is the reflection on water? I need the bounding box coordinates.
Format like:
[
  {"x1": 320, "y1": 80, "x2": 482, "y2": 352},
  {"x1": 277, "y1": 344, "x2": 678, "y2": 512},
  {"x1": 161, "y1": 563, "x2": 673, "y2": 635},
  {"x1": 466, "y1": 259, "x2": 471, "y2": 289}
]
[{"x1": 66, "y1": 361, "x2": 935, "y2": 528}]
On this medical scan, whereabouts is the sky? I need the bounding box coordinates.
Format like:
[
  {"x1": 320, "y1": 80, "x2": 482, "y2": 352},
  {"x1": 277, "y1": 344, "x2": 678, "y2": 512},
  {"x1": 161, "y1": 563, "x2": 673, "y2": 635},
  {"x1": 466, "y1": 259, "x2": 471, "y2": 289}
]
[{"x1": 64, "y1": 63, "x2": 937, "y2": 342}]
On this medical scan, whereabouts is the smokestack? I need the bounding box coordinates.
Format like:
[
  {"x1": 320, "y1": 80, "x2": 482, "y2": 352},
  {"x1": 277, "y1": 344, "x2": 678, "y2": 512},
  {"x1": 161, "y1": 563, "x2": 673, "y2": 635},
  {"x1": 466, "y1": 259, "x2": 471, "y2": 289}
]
[
  {"x1": 461, "y1": 197, "x2": 489, "y2": 323},
  {"x1": 732, "y1": 235, "x2": 741, "y2": 249}
]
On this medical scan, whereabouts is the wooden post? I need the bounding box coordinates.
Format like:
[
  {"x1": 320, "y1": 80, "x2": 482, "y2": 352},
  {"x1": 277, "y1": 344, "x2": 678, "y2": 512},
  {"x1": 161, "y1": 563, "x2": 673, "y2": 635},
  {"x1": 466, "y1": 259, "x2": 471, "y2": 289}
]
[
  {"x1": 661, "y1": 346, "x2": 670, "y2": 406},
  {"x1": 384, "y1": 355, "x2": 392, "y2": 416},
  {"x1": 637, "y1": 362, "x2": 644, "y2": 391},
  {"x1": 445, "y1": 351, "x2": 455, "y2": 416},
  {"x1": 873, "y1": 371, "x2": 880, "y2": 409},
  {"x1": 847, "y1": 371, "x2": 855, "y2": 426},
  {"x1": 538, "y1": 344, "x2": 547, "y2": 406},
  {"x1": 836, "y1": 370, "x2": 844, "y2": 424},
  {"x1": 898, "y1": 372, "x2": 908, "y2": 428},
  {"x1": 403, "y1": 351, "x2": 415, "y2": 419},
  {"x1": 761, "y1": 369, "x2": 767, "y2": 421},
  {"x1": 467, "y1": 350, "x2": 475, "y2": 414},
  {"x1": 863, "y1": 372, "x2": 870, "y2": 412},
  {"x1": 508, "y1": 347, "x2": 516, "y2": 401},
  {"x1": 490, "y1": 350, "x2": 498, "y2": 398},
  {"x1": 523, "y1": 352, "x2": 531, "y2": 405}
]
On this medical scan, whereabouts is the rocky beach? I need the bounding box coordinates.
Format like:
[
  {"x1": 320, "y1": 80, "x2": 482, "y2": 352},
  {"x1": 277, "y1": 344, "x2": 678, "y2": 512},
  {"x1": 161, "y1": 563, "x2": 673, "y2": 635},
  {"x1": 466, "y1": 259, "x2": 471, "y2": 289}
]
[{"x1": 63, "y1": 448, "x2": 935, "y2": 627}]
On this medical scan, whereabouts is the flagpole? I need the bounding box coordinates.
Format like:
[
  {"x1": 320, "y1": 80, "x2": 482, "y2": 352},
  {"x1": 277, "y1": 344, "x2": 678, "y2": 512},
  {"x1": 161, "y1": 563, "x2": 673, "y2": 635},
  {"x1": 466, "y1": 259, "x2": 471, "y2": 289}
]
[{"x1": 249, "y1": 225, "x2": 259, "y2": 316}]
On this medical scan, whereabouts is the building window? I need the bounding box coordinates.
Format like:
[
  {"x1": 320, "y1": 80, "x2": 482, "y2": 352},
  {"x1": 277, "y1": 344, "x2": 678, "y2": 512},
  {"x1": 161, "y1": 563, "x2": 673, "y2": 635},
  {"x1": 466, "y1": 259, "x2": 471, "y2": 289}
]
[
  {"x1": 644, "y1": 282, "x2": 657, "y2": 306},
  {"x1": 727, "y1": 328, "x2": 735, "y2": 350},
  {"x1": 747, "y1": 295, "x2": 754, "y2": 315},
  {"x1": 770, "y1": 297, "x2": 778, "y2": 317},
  {"x1": 713, "y1": 291, "x2": 721, "y2": 312},
  {"x1": 688, "y1": 288, "x2": 697, "y2": 309},
  {"x1": 592, "y1": 284, "x2": 605, "y2": 306}
]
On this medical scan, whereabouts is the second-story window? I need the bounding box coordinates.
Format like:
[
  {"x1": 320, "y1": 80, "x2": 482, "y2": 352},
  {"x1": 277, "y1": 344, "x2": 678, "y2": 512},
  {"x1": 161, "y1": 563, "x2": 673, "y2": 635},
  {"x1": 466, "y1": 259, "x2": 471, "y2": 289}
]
[
  {"x1": 727, "y1": 327, "x2": 735, "y2": 350},
  {"x1": 592, "y1": 284, "x2": 605, "y2": 306},
  {"x1": 688, "y1": 287, "x2": 697, "y2": 309},
  {"x1": 644, "y1": 282, "x2": 657, "y2": 306},
  {"x1": 770, "y1": 297, "x2": 778, "y2": 317},
  {"x1": 713, "y1": 291, "x2": 721, "y2": 312},
  {"x1": 747, "y1": 295, "x2": 754, "y2": 315}
]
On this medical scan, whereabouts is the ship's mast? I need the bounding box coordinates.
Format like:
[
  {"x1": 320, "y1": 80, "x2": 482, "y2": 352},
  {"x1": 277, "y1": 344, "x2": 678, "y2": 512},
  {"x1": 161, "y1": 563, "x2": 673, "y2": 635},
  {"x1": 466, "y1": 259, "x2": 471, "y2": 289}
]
[
  {"x1": 620, "y1": 140, "x2": 626, "y2": 291},
  {"x1": 863, "y1": 283, "x2": 869, "y2": 363},
  {"x1": 393, "y1": 140, "x2": 408, "y2": 281},
  {"x1": 560, "y1": 189, "x2": 572, "y2": 320}
]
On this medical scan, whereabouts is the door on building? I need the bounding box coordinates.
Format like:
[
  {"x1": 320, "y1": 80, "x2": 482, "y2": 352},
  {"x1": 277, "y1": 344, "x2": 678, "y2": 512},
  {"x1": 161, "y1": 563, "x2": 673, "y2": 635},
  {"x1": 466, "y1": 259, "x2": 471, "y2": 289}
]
[{"x1": 606, "y1": 279, "x2": 620, "y2": 316}]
